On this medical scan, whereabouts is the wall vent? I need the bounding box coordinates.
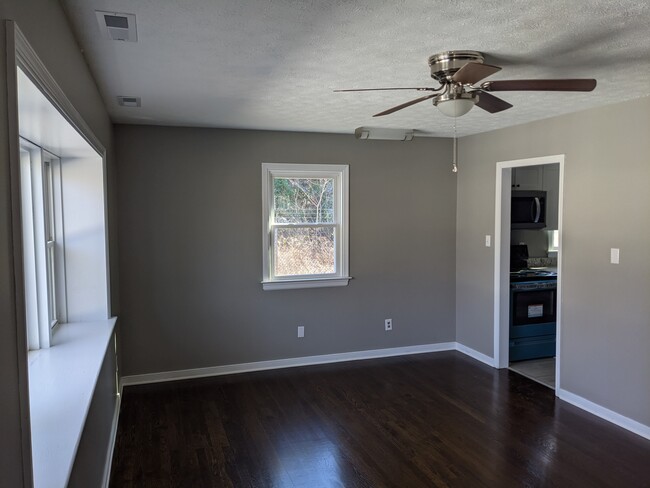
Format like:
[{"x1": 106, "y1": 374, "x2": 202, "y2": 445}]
[
  {"x1": 96, "y1": 11, "x2": 137, "y2": 42},
  {"x1": 117, "y1": 96, "x2": 141, "y2": 107}
]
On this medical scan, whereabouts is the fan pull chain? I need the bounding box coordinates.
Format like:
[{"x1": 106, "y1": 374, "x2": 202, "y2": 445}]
[{"x1": 452, "y1": 118, "x2": 458, "y2": 173}]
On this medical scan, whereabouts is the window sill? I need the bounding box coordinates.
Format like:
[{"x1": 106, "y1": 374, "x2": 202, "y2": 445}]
[
  {"x1": 28, "y1": 317, "x2": 117, "y2": 488},
  {"x1": 262, "y1": 276, "x2": 352, "y2": 291}
]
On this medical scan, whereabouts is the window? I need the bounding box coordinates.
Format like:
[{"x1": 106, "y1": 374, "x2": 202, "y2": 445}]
[
  {"x1": 262, "y1": 163, "x2": 350, "y2": 290},
  {"x1": 548, "y1": 229, "x2": 559, "y2": 254},
  {"x1": 43, "y1": 158, "x2": 59, "y2": 328},
  {"x1": 14, "y1": 36, "x2": 115, "y2": 488},
  {"x1": 20, "y1": 138, "x2": 66, "y2": 349}
]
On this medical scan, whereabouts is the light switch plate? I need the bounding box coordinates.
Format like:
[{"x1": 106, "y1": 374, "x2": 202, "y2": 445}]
[
  {"x1": 297, "y1": 326, "x2": 304, "y2": 338},
  {"x1": 610, "y1": 248, "x2": 620, "y2": 264},
  {"x1": 485, "y1": 235, "x2": 491, "y2": 247}
]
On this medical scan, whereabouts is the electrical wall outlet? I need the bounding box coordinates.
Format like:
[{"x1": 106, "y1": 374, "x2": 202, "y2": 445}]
[
  {"x1": 385, "y1": 318, "x2": 392, "y2": 331},
  {"x1": 610, "y1": 248, "x2": 620, "y2": 264},
  {"x1": 297, "y1": 325, "x2": 304, "y2": 338}
]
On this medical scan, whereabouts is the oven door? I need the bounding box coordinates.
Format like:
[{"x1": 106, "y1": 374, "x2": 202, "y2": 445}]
[{"x1": 510, "y1": 285, "x2": 556, "y2": 339}]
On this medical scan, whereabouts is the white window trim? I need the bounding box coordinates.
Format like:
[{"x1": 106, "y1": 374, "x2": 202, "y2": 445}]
[
  {"x1": 261, "y1": 163, "x2": 350, "y2": 291},
  {"x1": 548, "y1": 229, "x2": 559, "y2": 256},
  {"x1": 42, "y1": 150, "x2": 68, "y2": 330},
  {"x1": 20, "y1": 139, "x2": 67, "y2": 349}
]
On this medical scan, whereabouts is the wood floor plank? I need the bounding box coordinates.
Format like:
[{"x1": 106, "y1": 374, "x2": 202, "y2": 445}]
[{"x1": 110, "y1": 352, "x2": 650, "y2": 487}]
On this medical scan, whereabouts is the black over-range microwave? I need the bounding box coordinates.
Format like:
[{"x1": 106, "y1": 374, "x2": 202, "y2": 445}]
[{"x1": 511, "y1": 190, "x2": 547, "y2": 229}]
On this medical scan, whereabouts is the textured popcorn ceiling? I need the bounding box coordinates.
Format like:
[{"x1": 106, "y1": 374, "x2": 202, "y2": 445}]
[{"x1": 62, "y1": 0, "x2": 650, "y2": 137}]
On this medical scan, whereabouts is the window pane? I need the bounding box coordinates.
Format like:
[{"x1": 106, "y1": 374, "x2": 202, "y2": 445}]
[
  {"x1": 273, "y1": 178, "x2": 334, "y2": 224},
  {"x1": 274, "y1": 227, "x2": 335, "y2": 276},
  {"x1": 46, "y1": 244, "x2": 57, "y2": 325},
  {"x1": 44, "y1": 160, "x2": 55, "y2": 241},
  {"x1": 548, "y1": 229, "x2": 559, "y2": 251}
]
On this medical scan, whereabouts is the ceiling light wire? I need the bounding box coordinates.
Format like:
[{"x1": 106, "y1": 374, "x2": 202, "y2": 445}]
[{"x1": 452, "y1": 117, "x2": 458, "y2": 173}]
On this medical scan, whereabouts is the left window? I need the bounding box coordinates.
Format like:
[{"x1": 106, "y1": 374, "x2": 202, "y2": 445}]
[
  {"x1": 20, "y1": 138, "x2": 66, "y2": 349},
  {"x1": 261, "y1": 163, "x2": 350, "y2": 290}
]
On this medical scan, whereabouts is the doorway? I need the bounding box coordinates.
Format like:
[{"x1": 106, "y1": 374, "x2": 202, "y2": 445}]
[{"x1": 493, "y1": 155, "x2": 564, "y2": 392}]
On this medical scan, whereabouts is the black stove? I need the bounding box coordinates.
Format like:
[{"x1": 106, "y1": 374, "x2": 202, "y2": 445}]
[
  {"x1": 510, "y1": 244, "x2": 557, "y2": 282},
  {"x1": 508, "y1": 245, "x2": 557, "y2": 362},
  {"x1": 509, "y1": 266, "x2": 557, "y2": 362}
]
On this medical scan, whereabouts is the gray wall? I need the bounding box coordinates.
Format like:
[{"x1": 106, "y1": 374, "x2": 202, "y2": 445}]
[
  {"x1": 115, "y1": 126, "x2": 456, "y2": 376},
  {"x1": 0, "y1": 1, "x2": 117, "y2": 485},
  {"x1": 0, "y1": 18, "x2": 26, "y2": 487},
  {"x1": 456, "y1": 96, "x2": 650, "y2": 426},
  {"x1": 68, "y1": 344, "x2": 118, "y2": 488}
]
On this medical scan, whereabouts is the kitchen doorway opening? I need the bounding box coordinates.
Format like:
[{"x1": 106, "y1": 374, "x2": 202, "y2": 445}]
[{"x1": 493, "y1": 155, "x2": 564, "y2": 392}]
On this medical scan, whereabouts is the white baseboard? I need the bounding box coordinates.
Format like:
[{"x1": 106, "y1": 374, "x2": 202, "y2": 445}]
[
  {"x1": 455, "y1": 342, "x2": 495, "y2": 367},
  {"x1": 102, "y1": 393, "x2": 122, "y2": 488},
  {"x1": 455, "y1": 346, "x2": 650, "y2": 441},
  {"x1": 120, "y1": 342, "x2": 457, "y2": 387},
  {"x1": 558, "y1": 388, "x2": 650, "y2": 441},
  {"x1": 114, "y1": 344, "x2": 650, "y2": 448}
]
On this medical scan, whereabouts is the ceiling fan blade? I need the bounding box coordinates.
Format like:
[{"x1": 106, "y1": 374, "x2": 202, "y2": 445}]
[
  {"x1": 334, "y1": 87, "x2": 439, "y2": 92},
  {"x1": 476, "y1": 91, "x2": 513, "y2": 113},
  {"x1": 452, "y1": 62, "x2": 502, "y2": 85},
  {"x1": 373, "y1": 94, "x2": 437, "y2": 117},
  {"x1": 481, "y1": 79, "x2": 597, "y2": 92}
]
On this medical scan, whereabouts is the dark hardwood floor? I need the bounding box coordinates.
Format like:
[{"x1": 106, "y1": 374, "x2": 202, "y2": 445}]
[{"x1": 110, "y1": 352, "x2": 650, "y2": 487}]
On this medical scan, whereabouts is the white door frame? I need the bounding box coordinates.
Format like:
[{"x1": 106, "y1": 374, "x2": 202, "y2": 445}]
[{"x1": 493, "y1": 154, "x2": 564, "y2": 392}]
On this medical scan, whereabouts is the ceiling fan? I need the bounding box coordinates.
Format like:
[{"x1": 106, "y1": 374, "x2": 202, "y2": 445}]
[{"x1": 335, "y1": 50, "x2": 597, "y2": 118}]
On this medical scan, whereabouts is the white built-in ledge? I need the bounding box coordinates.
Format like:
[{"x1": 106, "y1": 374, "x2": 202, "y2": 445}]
[
  {"x1": 28, "y1": 318, "x2": 117, "y2": 488},
  {"x1": 262, "y1": 276, "x2": 352, "y2": 291}
]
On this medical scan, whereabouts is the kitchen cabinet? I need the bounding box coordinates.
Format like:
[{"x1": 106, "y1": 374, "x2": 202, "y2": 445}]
[{"x1": 512, "y1": 166, "x2": 543, "y2": 190}]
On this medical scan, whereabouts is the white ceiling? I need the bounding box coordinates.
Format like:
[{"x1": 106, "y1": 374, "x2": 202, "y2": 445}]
[{"x1": 61, "y1": 0, "x2": 650, "y2": 137}]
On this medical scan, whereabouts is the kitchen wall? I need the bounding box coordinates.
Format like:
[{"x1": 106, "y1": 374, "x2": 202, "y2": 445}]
[
  {"x1": 510, "y1": 230, "x2": 549, "y2": 258},
  {"x1": 0, "y1": 1, "x2": 117, "y2": 485},
  {"x1": 456, "y1": 96, "x2": 650, "y2": 427},
  {"x1": 115, "y1": 126, "x2": 456, "y2": 376}
]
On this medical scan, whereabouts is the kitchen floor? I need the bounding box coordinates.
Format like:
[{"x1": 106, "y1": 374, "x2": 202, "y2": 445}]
[{"x1": 509, "y1": 357, "x2": 556, "y2": 389}]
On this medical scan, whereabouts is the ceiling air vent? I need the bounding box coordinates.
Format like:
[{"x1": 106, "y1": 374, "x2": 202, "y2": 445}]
[
  {"x1": 117, "y1": 96, "x2": 141, "y2": 108},
  {"x1": 96, "y1": 11, "x2": 137, "y2": 42}
]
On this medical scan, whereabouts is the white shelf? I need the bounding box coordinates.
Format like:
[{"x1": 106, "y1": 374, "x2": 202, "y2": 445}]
[{"x1": 28, "y1": 318, "x2": 117, "y2": 488}]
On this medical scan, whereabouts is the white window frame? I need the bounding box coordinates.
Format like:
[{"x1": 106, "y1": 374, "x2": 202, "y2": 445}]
[
  {"x1": 43, "y1": 157, "x2": 58, "y2": 329},
  {"x1": 261, "y1": 163, "x2": 350, "y2": 291},
  {"x1": 20, "y1": 138, "x2": 67, "y2": 349}
]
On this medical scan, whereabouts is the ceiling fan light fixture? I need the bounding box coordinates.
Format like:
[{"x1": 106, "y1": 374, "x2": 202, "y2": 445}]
[
  {"x1": 336, "y1": 49, "x2": 597, "y2": 122},
  {"x1": 435, "y1": 94, "x2": 476, "y2": 117},
  {"x1": 354, "y1": 127, "x2": 415, "y2": 141}
]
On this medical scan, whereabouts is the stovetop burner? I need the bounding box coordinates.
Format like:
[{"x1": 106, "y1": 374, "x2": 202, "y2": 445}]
[{"x1": 510, "y1": 268, "x2": 557, "y2": 282}]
